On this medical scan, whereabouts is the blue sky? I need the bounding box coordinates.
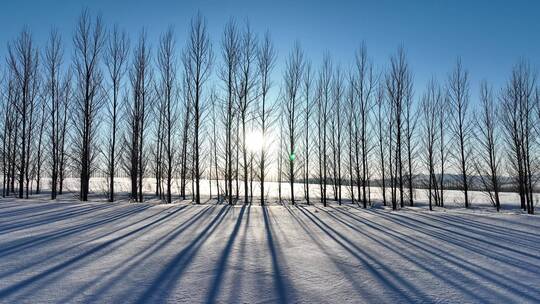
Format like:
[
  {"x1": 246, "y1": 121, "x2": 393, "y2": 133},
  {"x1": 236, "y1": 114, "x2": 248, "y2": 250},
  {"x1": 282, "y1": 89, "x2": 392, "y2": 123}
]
[{"x1": 1, "y1": 0, "x2": 539, "y2": 99}]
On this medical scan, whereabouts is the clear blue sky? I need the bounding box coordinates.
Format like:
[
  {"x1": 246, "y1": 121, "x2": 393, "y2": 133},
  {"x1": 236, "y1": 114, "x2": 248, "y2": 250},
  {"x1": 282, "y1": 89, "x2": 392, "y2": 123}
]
[{"x1": 1, "y1": 0, "x2": 539, "y2": 99}]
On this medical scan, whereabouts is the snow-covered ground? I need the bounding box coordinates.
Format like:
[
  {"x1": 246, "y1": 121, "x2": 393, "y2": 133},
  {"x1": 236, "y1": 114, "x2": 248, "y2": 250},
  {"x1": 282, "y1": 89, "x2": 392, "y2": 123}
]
[
  {"x1": 0, "y1": 196, "x2": 539, "y2": 303},
  {"x1": 41, "y1": 177, "x2": 540, "y2": 212}
]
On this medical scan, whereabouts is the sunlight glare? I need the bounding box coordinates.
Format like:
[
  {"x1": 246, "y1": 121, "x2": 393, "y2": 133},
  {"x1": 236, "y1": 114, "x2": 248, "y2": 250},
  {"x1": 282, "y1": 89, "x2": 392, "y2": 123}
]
[{"x1": 246, "y1": 130, "x2": 264, "y2": 153}]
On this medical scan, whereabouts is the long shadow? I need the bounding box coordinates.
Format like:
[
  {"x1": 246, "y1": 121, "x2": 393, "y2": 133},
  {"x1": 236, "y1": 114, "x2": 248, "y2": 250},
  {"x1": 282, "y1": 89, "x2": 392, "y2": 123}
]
[
  {"x1": 56, "y1": 205, "x2": 213, "y2": 303},
  {"x1": 225, "y1": 204, "x2": 252, "y2": 302},
  {"x1": 391, "y1": 211, "x2": 540, "y2": 268},
  {"x1": 494, "y1": 215, "x2": 540, "y2": 231},
  {"x1": 296, "y1": 205, "x2": 429, "y2": 303},
  {"x1": 0, "y1": 204, "x2": 151, "y2": 258},
  {"x1": 132, "y1": 205, "x2": 217, "y2": 257},
  {"x1": 283, "y1": 205, "x2": 376, "y2": 302},
  {"x1": 0, "y1": 202, "x2": 69, "y2": 218},
  {"x1": 0, "y1": 204, "x2": 187, "y2": 300},
  {"x1": 362, "y1": 211, "x2": 538, "y2": 282},
  {"x1": 268, "y1": 206, "x2": 293, "y2": 245},
  {"x1": 0, "y1": 205, "x2": 179, "y2": 279},
  {"x1": 204, "y1": 204, "x2": 247, "y2": 303},
  {"x1": 0, "y1": 202, "x2": 73, "y2": 218},
  {"x1": 412, "y1": 216, "x2": 540, "y2": 274},
  {"x1": 0, "y1": 202, "x2": 86, "y2": 219},
  {"x1": 460, "y1": 214, "x2": 540, "y2": 245},
  {"x1": 261, "y1": 205, "x2": 293, "y2": 304},
  {"x1": 324, "y1": 207, "x2": 477, "y2": 288},
  {"x1": 413, "y1": 211, "x2": 540, "y2": 250},
  {"x1": 134, "y1": 205, "x2": 230, "y2": 303},
  {"x1": 0, "y1": 203, "x2": 116, "y2": 234},
  {"x1": 0, "y1": 202, "x2": 126, "y2": 235},
  {"x1": 360, "y1": 209, "x2": 540, "y2": 302},
  {"x1": 5, "y1": 205, "x2": 190, "y2": 302},
  {"x1": 441, "y1": 212, "x2": 540, "y2": 237},
  {"x1": 221, "y1": 204, "x2": 254, "y2": 303},
  {"x1": 326, "y1": 206, "x2": 523, "y2": 303}
]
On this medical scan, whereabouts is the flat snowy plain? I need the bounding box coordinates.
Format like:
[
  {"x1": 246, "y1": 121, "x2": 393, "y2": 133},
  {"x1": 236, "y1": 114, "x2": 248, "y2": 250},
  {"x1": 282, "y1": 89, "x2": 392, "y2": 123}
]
[{"x1": 0, "y1": 190, "x2": 539, "y2": 303}]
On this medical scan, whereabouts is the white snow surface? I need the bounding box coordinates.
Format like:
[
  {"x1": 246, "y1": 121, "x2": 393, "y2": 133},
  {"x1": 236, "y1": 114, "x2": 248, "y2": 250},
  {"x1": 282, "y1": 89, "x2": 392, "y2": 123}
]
[{"x1": 0, "y1": 197, "x2": 539, "y2": 303}]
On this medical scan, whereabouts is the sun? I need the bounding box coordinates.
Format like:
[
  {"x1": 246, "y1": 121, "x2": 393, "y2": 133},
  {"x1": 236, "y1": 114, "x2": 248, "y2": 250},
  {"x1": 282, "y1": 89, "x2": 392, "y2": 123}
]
[{"x1": 245, "y1": 130, "x2": 264, "y2": 153}]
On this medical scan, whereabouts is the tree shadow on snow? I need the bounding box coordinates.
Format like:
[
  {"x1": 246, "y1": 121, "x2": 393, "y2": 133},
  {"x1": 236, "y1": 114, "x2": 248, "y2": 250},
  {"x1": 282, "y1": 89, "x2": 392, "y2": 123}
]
[
  {"x1": 56, "y1": 205, "x2": 214, "y2": 303},
  {"x1": 133, "y1": 204, "x2": 231, "y2": 303},
  {"x1": 0, "y1": 204, "x2": 184, "y2": 302},
  {"x1": 330, "y1": 206, "x2": 540, "y2": 303}
]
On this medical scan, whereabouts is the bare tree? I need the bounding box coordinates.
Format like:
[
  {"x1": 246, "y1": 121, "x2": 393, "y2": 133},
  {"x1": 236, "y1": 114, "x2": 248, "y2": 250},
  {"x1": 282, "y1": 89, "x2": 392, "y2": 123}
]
[
  {"x1": 346, "y1": 75, "x2": 357, "y2": 205},
  {"x1": 501, "y1": 60, "x2": 536, "y2": 214},
  {"x1": 374, "y1": 83, "x2": 388, "y2": 206},
  {"x1": 301, "y1": 61, "x2": 313, "y2": 204},
  {"x1": 44, "y1": 30, "x2": 64, "y2": 199},
  {"x1": 282, "y1": 42, "x2": 304, "y2": 205},
  {"x1": 104, "y1": 25, "x2": 129, "y2": 202},
  {"x1": 1, "y1": 76, "x2": 9, "y2": 197},
  {"x1": 385, "y1": 46, "x2": 412, "y2": 209},
  {"x1": 35, "y1": 89, "x2": 48, "y2": 194},
  {"x1": 219, "y1": 19, "x2": 240, "y2": 204},
  {"x1": 388, "y1": 90, "x2": 396, "y2": 208},
  {"x1": 256, "y1": 31, "x2": 276, "y2": 205},
  {"x1": 353, "y1": 44, "x2": 376, "y2": 208},
  {"x1": 331, "y1": 65, "x2": 344, "y2": 204},
  {"x1": 404, "y1": 83, "x2": 417, "y2": 206},
  {"x1": 72, "y1": 11, "x2": 105, "y2": 201},
  {"x1": 7, "y1": 78, "x2": 19, "y2": 196},
  {"x1": 448, "y1": 58, "x2": 473, "y2": 208},
  {"x1": 277, "y1": 112, "x2": 285, "y2": 202},
  {"x1": 475, "y1": 80, "x2": 502, "y2": 211},
  {"x1": 182, "y1": 12, "x2": 212, "y2": 204},
  {"x1": 421, "y1": 79, "x2": 441, "y2": 211},
  {"x1": 24, "y1": 79, "x2": 38, "y2": 198},
  {"x1": 179, "y1": 74, "x2": 193, "y2": 200},
  {"x1": 127, "y1": 31, "x2": 153, "y2": 202},
  {"x1": 316, "y1": 54, "x2": 332, "y2": 207},
  {"x1": 235, "y1": 21, "x2": 258, "y2": 204},
  {"x1": 1, "y1": 73, "x2": 14, "y2": 198},
  {"x1": 58, "y1": 72, "x2": 71, "y2": 195},
  {"x1": 153, "y1": 82, "x2": 165, "y2": 199},
  {"x1": 7, "y1": 29, "x2": 40, "y2": 198},
  {"x1": 157, "y1": 27, "x2": 178, "y2": 204},
  {"x1": 437, "y1": 93, "x2": 449, "y2": 207},
  {"x1": 209, "y1": 88, "x2": 221, "y2": 201}
]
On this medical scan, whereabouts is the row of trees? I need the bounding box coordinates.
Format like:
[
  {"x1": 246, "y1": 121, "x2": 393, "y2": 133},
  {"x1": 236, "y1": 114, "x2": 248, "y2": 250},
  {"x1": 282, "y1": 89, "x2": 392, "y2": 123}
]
[{"x1": 0, "y1": 11, "x2": 537, "y2": 214}]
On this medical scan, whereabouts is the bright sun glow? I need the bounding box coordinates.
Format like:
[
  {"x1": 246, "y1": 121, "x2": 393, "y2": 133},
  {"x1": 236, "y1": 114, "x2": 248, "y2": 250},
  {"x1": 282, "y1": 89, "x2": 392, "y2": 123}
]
[{"x1": 245, "y1": 131, "x2": 265, "y2": 153}]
